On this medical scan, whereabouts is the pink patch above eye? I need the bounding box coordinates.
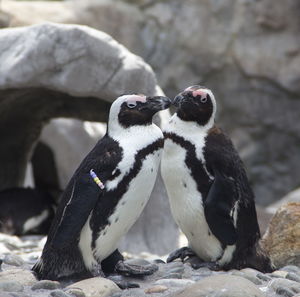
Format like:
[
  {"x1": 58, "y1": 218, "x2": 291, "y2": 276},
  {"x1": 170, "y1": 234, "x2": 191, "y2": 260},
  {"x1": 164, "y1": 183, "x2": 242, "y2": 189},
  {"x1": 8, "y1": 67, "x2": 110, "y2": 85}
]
[
  {"x1": 126, "y1": 94, "x2": 147, "y2": 103},
  {"x1": 192, "y1": 89, "x2": 207, "y2": 98}
]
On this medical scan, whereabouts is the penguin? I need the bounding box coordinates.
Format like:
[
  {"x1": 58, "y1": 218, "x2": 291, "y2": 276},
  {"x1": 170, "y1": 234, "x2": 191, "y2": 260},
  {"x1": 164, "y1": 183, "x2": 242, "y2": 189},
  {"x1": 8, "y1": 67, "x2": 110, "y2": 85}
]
[
  {"x1": 161, "y1": 85, "x2": 273, "y2": 272},
  {"x1": 0, "y1": 187, "x2": 56, "y2": 235},
  {"x1": 32, "y1": 94, "x2": 171, "y2": 285}
]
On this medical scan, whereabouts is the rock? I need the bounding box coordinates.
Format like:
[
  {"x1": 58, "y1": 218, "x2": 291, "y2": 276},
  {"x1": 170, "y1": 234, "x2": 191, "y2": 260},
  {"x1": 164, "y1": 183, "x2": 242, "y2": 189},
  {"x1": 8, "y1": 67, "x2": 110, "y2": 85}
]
[
  {"x1": 49, "y1": 290, "x2": 72, "y2": 297},
  {"x1": 281, "y1": 265, "x2": 300, "y2": 275},
  {"x1": 261, "y1": 202, "x2": 300, "y2": 268},
  {"x1": 144, "y1": 285, "x2": 168, "y2": 294},
  {"x1": 286, "y1": 272, "x2": 300, "y2": 283},
  {"x1": 66, "y1": 277, "x2": 120, "y2": 297},
  {"x1": 267, "y1": 188, "x2": 300, "y2": 214},
  {"x1": 271, "y1": 270, "x2": 289, "y2": 278},
  {"x1": 172, "y1": 275, "x2": 264, "y2": 297},
  {"x1": 232, "y1": 268, "x2": 263, "y2": 285},
  {"x1": 32, "y1": 280, "x2": 61, "y2": 291},
  {"x1": 64, "y1": 288, "x2": 86, "y2": 297},
  {"x1": 154, "y1": 279, "x2": 195, "y2": 287},
  {"x1": 3, "y1": 254, "x2": 25, "y2": 267},
  {"x1": 0, "y1": 268, "x2": 37, "y2": 286},
  {"x1": 0, "y1": 281, "x2": 24, "y2": 292},
  {"x1": 269, "y1": 278, "x2": 300, "y2": 295}
]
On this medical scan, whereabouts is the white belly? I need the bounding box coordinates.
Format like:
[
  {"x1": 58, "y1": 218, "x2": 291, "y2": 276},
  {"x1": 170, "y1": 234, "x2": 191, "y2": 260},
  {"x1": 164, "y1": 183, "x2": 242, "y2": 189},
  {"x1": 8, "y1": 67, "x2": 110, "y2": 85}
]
[
  {"x1": 79, "y1": 149, "x2": 162, "y2": 269},
  {"x1": 161, "y1": 139, "x2": 223, "y2": 262}
]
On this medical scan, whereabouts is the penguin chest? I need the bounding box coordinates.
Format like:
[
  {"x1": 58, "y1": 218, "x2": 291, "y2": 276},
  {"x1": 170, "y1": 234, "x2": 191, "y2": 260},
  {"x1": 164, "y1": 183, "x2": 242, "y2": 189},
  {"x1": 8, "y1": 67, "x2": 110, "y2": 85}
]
[
  {"x1": 93, "y1": 149, "x2": 162, "y2": 262},
  {"x1": 161, "y1": 139, "x2": 223, "y2": 261}
]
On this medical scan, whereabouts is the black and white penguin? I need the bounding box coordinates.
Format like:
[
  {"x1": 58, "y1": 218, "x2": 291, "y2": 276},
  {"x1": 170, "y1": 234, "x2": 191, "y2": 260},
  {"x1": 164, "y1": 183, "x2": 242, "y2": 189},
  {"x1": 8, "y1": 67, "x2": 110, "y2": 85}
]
[
  {"x1": 33, "y1": 94, "x2": 171, "y2": 284},
  {"x1": 161, "y1": 85, "x2": 273, "y2": 272},
  {"x1": 0, "y1": 187, "x2": 56, "y2": 235}
]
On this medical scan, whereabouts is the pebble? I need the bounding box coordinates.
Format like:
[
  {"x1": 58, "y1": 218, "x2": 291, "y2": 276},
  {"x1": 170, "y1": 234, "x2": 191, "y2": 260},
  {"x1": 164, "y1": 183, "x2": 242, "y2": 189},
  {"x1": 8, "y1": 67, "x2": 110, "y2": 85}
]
[
  {"x1": 161, "y1": 272, "x2": 182, "y2": 279},
  {"x1": 32, "y1": 280, "x2": 61, "y2": 290},
  {"x1": 144, "y1": 285, "x2": 168, "y2": 294},
  {"x1": 286, "y1": 272, "x2": 300, "y2": 282},
  {"x1": 275, "y1": 287, "x2": 296, "y2": 297},
  {"x1": 270, "y1": 278, "x2": 300, "y2": 295},
  {"x1": 155, "y1": 278, "x2": 195, "y2": 287},
  {"x1": 281, "y1": 265, "x2": 300, "y2": 276},
  {"x1": 49, "y1": 289, "x2": 71, "y2": 297},
  {"x1": 0, "y1": 281, "x2": 24, "y2": 292},
  {"x1": 271, "y1": 270, "x2": 289, "y2": 278},
  {"x1": 64, "y1": 288, "x2": 86, "y2": 297},
  {"x1": 231, "y1": 270, "x2": 263, "y2": 285},
  {"x1": 256, "y1": 272, "x2": 272, "y2": 282},
  {"x1": 3, "y1": 254, "x2": 25, "y2": 266}
]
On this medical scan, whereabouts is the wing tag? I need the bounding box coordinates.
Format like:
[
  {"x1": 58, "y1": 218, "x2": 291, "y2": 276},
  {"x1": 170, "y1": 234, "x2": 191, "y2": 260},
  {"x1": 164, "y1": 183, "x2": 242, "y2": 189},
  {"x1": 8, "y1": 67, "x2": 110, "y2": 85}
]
[{"x1": 90, "y1": 169, "x2": 105, "y2": 189}]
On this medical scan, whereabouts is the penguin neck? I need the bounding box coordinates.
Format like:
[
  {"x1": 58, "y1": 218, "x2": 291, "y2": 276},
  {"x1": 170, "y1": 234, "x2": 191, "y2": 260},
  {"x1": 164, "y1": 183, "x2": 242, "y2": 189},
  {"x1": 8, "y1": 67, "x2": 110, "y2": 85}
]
[
  {"x1": 108, "y1": 120, "x2": 163, "y2": 149},
  {"x1": 165, "y1": 113, "x2": 215, "y2": 139}
]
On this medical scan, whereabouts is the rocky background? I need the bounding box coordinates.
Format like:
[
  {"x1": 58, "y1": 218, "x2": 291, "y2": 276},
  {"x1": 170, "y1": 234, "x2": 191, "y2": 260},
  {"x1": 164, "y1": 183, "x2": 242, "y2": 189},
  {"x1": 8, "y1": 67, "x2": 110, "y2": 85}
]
[{"x1": 0, "y1": 0, "x2": 300, "y2": 296}]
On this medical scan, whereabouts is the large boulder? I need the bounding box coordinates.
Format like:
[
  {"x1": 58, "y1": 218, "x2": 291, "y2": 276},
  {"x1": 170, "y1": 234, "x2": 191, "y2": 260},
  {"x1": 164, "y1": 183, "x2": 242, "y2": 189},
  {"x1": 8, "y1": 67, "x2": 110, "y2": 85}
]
[
  {"x1": 0, "y1": 22, "x2": 178, "y2": 255},
  {"x1": 261, "y1": 202, "x2": 300, "y2": 268},
  {"x1": 3, "y1": 0, "x2": 300, "y2": 205}
]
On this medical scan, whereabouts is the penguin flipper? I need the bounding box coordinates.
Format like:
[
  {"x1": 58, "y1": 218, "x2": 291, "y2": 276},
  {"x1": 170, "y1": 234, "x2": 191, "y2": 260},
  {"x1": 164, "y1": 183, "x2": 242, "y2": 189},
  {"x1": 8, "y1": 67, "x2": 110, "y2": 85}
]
[
  {"x1": 204, "y1": 171, "x2": 237, "y2": 246},
  {"x1": 51, "y1": 173, "x2": 102, "y2": 249}
]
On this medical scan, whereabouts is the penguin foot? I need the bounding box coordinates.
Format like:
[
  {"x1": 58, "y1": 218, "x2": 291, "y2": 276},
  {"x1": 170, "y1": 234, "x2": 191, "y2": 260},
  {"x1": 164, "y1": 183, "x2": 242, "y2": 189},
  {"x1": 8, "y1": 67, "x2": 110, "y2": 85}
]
[
  {"x1": 167, "y1": 247, "x2": 196, "y2": 263},
  {"x1": 190, "y1": 260, "x2": 221, "y2": 271},
  {"x1": 115, "y1": 260, "x2": 158, "y2": 276}
]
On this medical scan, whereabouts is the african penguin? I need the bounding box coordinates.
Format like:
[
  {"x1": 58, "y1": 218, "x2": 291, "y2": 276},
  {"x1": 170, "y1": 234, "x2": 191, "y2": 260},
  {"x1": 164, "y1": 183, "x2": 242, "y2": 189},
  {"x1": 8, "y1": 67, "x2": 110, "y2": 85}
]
[
  {"x1": 161, "y1": 85, "x2": 273, "y2": 272},
  {"x1": 0, "y1": 187, "x2": 56, "y2": 235},
  {"x1": 33, "y1": 94, "x2": 171, "y2": 285}
]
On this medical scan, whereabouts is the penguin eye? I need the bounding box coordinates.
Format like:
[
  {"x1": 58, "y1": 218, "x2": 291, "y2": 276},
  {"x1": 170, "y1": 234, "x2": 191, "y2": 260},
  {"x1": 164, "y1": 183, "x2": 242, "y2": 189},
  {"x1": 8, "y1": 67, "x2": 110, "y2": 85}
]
[
  {"x1": 127, "y1": 102, "x2": 137, "y2": 109},
  {"x1": 200, "y1": 97, "x2": 207, "y2": 103}
]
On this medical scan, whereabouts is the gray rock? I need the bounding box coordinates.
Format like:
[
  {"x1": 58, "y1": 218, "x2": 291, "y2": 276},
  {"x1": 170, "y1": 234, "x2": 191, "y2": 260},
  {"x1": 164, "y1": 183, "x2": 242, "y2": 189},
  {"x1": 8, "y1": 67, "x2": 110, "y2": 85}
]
[
  {"x1": 270, "y1": 278, "x2": 300, "y2": 295},
  {"x1": 0, "y1": 268, "x2": 37, "y2": 286},
  {"x1": 64, "y1": 288, "x2": 86, "y2": 297},
  {"x1": 161, "y1": 273, "x2": 183, "y2": 279},
  {"x1": 49, "y1": 290, "x2": 71, "y2": 297},
  {"x1": 66, "y1": 277, "x2": 120, "y2": 297},
  {"x1": 256, "y1": 272, "x2": 272, "y2": 282},
  {"x1": 281, "y1": 265, "x2": 300, "y2": 276},
  {"x1": 32, "y1": 280, "x2": 61, "y2": 290},
  {"x1": 3, "y1": 254, "x2": 25, "y2": 267},
  {"x1": 275, "y1": 287, "x2": 296, "y2": 297},
  {"x1": 172, "y1": 275, "x2": 264, "y2": 297},
  {"x1": 0, "y1": 281, "x2": 24, "y2": 292},
  {"x1": 286, "y1": 272, "x2": 300, "y2": 283},
  {"x1": 154, "y1": 278, "x2": 195, "y2": 287}
]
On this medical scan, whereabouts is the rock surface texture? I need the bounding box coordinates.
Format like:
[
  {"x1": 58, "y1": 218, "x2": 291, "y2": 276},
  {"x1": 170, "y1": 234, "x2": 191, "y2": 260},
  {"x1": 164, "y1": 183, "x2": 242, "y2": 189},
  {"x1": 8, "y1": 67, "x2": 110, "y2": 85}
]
[
  {"x1": 3, "y1": 0, "x2": 300, "y2": 205},
  {"x1": 0, "y1": 22, "x2": 177, "y2": 255},
  {"x1": 262, "y1": 202, "x2": 300, "y2": 269},
  {"x1": 0, "y1": 233, "x2": 300, "y2": 297}
]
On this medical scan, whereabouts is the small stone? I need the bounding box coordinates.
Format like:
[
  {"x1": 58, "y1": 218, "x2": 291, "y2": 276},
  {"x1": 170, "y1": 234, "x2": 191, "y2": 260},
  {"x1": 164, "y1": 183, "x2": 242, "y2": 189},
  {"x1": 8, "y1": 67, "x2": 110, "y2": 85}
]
[
  {"x1": 0, "y1": 281, "x2": 24, "y2": 292},
  {"x1": 286, "y1": 272, "x2": 300, "y2": 282},
  {"x1": 172, "y1": 275, "x2": 264, "y2": 297},
  {"x1": 272, "y1": 270, "x2": 289, "y2": 278},
  {"x1": 276, "y1": 287, "x2": 296, "y2": 297},
  {"x1": 167, "y1": 266, "x2": 185, "y2": 274},
  {"x1": 49, "y1": 290, "x2": 71, "y2": 297},
  {"x1": 270, "y1": 278, "x2": 300, "y2": 295},
  {"x1": 161, "y1": 272, "x2": 182, "y2": 279},
  {"x1": 281, "y1": 265, "x2": 300, "y2": 276},
  {"x1": 256, "y1": 273, "x2": 272, "y2": 282},
  {"x1": 0, "y1": 268, "x2": 37, "y2": 286},
  {"x1": 32, "y1": 280, "x2": 61, "y2": 290},
  {"x1": 65, "y1": 288, "x2": 86, "y2": 297},
  {"x1": 110, "y1": 293, "x2": 122, "y2": 297},
  {"x1": 145, "y1": 285, "x2": 168, "y2": 294},
  {"x1": 231, "y1": 270, "x2": 262, "y2": 285},
  {"x1": 67, "y1": 277, "x2": 120, "y2": 297},
  {"x1": 155, "y1": 278, "x2": 195, "y2": 287},
  {"x1": 3, "y1": 254, "x2": 25, "y2": 266}
]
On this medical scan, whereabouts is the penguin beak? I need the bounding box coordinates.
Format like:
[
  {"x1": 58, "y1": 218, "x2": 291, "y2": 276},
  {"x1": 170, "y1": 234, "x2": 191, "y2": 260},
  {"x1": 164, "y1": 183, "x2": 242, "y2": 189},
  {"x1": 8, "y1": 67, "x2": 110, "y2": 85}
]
[
  {"x1": 173, "y1": 93, "x2": 185, "y2": 108},
  {"x1": 145, "y1": 96, "x2": 172, "y2": 112}
]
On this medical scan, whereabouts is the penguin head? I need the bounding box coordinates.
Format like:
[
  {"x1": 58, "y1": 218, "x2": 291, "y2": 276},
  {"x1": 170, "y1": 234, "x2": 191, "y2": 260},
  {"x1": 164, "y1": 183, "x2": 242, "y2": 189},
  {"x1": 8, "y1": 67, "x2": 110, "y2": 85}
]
[
  {"x1": 109, "y1": 94, "x2": 171, "y2": 129},
  {"x1": 173, "y1": 85, "x2": 217, "y2": 127}
]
